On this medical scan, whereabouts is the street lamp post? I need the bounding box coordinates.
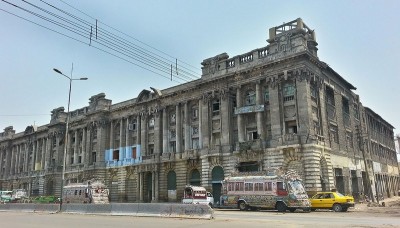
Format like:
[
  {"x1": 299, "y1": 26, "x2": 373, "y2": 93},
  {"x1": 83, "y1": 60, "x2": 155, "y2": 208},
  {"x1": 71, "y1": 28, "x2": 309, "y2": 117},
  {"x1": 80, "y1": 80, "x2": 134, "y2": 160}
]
[{"x1": 53, "y1": 66, "x2": 87, "y2": 211}]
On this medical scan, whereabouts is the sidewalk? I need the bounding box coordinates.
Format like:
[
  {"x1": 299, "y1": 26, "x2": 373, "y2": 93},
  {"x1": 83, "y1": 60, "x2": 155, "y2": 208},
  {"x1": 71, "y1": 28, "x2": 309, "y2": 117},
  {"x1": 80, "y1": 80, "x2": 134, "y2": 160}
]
[{"x1": 353, "y1": 196, "x2": 400, "y2": 212}]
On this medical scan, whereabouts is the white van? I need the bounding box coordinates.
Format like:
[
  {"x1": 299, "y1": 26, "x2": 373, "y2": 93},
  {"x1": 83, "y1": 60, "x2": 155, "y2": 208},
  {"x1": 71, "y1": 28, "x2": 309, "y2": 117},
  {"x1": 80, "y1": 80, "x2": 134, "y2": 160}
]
[{"x1": 182, "y1": 185, "x2": 214, "y2": 208}]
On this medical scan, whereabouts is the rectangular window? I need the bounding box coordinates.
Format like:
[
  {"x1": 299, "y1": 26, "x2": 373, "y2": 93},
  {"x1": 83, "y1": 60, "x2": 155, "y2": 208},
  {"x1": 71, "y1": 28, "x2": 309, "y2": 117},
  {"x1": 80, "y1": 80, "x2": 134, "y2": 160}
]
[
  {"x1": 264, "y1": 182, "x2": 272, "y2": 191},
  {"x1": 228, "y1": 182, "x2": 234, "y2": 192},
  {"x1": 132, "y1": 147, "x2": 137, "y2": 159},
  {"x1": 235, "y1": 182, "x2": 244, "y2": 191},
  {"x1": 283, "y1": 83, "x2": 295, "y2": 102},
  {"x1": 330, "y1": 125, "x2": 339, "y2": 143},
  {"x1": 244, "y1": 183, "x2": 253, "y2": 192},
  {"x1": 212, "y1": 99, "x2": 220, "y2": 116},
  {"x1": 264, "y1": 88, "x2": 269, "y2": 104},
  {"x1": 92, "y1": 152, "x2": 96, "y2": 163},
  {"x1": 113, "y1": 150, "x2": 119, "y2": 160},
  {"x1": 254, "y1": 183, "x2": 263, "y2": 191},
  {"x1": 326, "y1": 86, "x2": 335, "y2": 106}
]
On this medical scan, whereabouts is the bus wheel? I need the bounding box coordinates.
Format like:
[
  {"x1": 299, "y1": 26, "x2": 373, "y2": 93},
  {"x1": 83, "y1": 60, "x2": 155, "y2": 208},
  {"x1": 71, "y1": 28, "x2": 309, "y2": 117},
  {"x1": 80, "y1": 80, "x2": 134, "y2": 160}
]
[
  {"x1": 289, "y1": 208, "x2": 296, "y2": 212},
  {"x1": 208, "y1": 202, "x2": 213, "y2": 208},
  {"x1": 276, "y1": 202, "x2": 286, "y2": 212},
  {"x1": 238, "y1": 201, "x2": 248, "y2": 211}
]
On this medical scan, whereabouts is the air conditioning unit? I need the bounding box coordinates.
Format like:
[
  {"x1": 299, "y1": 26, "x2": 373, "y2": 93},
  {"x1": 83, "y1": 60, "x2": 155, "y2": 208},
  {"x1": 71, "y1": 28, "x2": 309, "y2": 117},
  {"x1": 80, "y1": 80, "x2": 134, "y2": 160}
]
[{"x1": 128, "y1": 124, "x2": 134, "y2": 131}]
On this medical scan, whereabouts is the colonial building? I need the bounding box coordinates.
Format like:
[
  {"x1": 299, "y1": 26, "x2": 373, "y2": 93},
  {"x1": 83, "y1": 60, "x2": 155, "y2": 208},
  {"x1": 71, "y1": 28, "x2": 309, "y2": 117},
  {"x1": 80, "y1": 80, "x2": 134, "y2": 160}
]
[{"x1": 1, "y1": 18, "x2": 398, "y2": 203}]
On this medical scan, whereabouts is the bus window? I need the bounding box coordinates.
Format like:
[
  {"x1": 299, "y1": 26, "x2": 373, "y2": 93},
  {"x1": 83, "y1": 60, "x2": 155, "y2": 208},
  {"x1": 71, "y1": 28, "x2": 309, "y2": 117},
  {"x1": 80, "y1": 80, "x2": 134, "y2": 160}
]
[
  {"x1": 235, "y1": 182, "x2": 244, "y2": 191},
  {"x1": 74, "y1": 190, "x2": 78, "y2": 195},
  {"x1": 265, "y1": 182, "x2": 272, "y2": 191},
  {"x1": 245, "y1": 183, "x2": 253, "y2": 192},
  {"x1": 254, "y1": 183, "x2": 263, "y2": 191}
]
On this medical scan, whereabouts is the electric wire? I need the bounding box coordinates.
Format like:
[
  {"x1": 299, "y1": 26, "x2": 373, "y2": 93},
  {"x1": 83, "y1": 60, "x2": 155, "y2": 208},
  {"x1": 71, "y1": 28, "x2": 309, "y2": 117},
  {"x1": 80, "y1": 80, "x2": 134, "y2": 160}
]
[{"x1": 0, "y1": 0, "x2": 201, "y2": 83}]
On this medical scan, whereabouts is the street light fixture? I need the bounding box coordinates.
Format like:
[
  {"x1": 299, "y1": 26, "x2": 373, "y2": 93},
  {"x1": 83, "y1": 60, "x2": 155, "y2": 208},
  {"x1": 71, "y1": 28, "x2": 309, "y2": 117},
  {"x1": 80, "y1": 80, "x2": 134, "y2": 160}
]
[{"x1": 53, "y1": 66, "x2": 87, "y2": 211}]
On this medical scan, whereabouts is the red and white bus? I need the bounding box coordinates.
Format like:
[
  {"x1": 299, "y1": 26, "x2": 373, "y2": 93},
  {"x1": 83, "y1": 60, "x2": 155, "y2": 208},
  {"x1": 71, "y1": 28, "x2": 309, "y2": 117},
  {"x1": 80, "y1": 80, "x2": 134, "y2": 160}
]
[{"x1": 219, "y1": 169, "x2": 310, "y2": 212}]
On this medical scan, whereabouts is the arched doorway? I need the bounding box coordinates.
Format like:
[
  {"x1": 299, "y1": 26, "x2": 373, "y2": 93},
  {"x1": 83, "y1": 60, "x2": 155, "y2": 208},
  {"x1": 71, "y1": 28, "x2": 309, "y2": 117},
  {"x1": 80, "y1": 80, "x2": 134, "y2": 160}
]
[
  {"x1": 167, "y1": 171, "x2": 177, "y2": 201},
  {"x1": 144, "y1": 172, "x2": 153, "y2": 202},
  {"x1": 189, "y1": 169, "x2": 200, "y2": 186},
  {"x1": 211, "y1": 166, "x2": 224, "y2": 204},
  {"x1": 125, "y1": 176, "x2": 136, "y2": 202}
]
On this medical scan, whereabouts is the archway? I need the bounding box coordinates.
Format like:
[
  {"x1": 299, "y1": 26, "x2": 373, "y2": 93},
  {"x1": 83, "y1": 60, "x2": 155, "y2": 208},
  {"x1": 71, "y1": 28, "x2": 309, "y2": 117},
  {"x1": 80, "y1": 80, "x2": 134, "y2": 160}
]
[
  {"x1": 189, "y1": 169, "x2": 200, "y2": 186},
  {"x1": 167, "y1": 171, "x2": 177, "y2": 201},
  {"x1": 144, "y1": 172, "x2": 153, "y2": 202},
  {"x1": 211, "y1": 166, "x2": 224, "y2": 204}
]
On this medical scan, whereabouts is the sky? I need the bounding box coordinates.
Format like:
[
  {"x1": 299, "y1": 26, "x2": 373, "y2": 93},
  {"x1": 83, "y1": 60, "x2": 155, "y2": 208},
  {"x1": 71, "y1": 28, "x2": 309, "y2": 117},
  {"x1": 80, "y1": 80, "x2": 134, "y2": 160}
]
[{"x1": 0, "y1": 0, "x2": 399, "y2": 153}]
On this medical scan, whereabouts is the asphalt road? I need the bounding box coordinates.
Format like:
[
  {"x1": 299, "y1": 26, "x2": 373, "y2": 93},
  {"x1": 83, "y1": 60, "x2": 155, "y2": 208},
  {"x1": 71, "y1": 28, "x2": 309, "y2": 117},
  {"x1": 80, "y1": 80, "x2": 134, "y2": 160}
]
[{"x1": 0, "y1": 209, "x2": 399, "y2": 228}]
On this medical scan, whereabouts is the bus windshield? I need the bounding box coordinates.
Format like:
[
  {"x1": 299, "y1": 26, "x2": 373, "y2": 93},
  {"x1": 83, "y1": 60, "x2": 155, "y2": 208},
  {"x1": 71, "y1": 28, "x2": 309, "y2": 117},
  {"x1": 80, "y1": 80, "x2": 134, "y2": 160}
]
[{"x1": 288, "y1": 180, "x2": 307, "y2": 195}]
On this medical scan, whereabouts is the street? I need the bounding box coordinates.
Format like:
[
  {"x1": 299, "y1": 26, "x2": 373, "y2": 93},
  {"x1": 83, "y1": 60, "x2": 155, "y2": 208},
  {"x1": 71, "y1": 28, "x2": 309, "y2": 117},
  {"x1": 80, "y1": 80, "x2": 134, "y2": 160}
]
[{"x1": 0, "y1": 207, "x2": 399, "y2": 228}]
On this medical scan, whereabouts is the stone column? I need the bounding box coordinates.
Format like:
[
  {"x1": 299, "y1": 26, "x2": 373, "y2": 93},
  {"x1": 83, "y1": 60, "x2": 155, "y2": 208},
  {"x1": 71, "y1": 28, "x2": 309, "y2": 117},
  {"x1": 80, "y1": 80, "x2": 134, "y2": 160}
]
[
  {"x1": 10, "y1": 146, "x2": 15, "y2": 174},
  {"x1": 154, "y1": 171, "x2": 159, "y2": 201},
  {"x1": 110, "y1": 121, "x2": 114, "y2": 150},
  {"x1": 66, "y1": 131, "x2": 71, "y2": 166},
  {"x1": 256, "y1": 82, "x2": 265, "y2": 140},
  {"x1": 32, "y1": 140, "x2": 37, "y2": 170},
  {"x1": 237, "y1": 87, "x2": 245, "y2": 142},
  {"x1": 137, "y1": 115, "x2": 141, "y2": 151},
  {"x1": 82, "y1": 128, "x2": 87, "y2": 164},
  {"x1": 119, "y1": 118, "x2": 124, "y2": 149},
  {"x1": 141, "y1": 115, "x2": 147, "y2": 156},
  {"x1": 220, "y1": 91, "x2": 230, "y2": 146},
  {"x1": 154, "y1": 112, "x2": 161, "y2": 154},
  {"x1": 176, "y1": 104, "x2": 182, "y2": 153},
  {"x1": 152, "y1": 171, "x2": 155, "y2": 201},
  {"x1": 139, "y1": 172, "x2": 144, "y2": 201},
  {"x1": 162, "y1": 109, "x2": 168, "y2": 153},
  {"x1": 74, "y1": 130, "x2": 79, "y2": 164},
  {"x1": 184, "y1": 102, "x2": 190, "y2": 151},
  {"x1": 126, "y1": 117, "x2": 130, "y2": 147},
  {"x1": 198, "y1": 100, "x2": 203, "y2": 148},
  {"x1": 41, "y1": 138, "x2": 46, "y2": 170},
  {"x1": 85, "y1": 127, "x2": 91, "y2": 165},
  {"x1": 200, "y1": 98, "x2": 210, "y2": 148},
  {"x1": 270, "y1": 82, "x2": 282, "y2": 147}
]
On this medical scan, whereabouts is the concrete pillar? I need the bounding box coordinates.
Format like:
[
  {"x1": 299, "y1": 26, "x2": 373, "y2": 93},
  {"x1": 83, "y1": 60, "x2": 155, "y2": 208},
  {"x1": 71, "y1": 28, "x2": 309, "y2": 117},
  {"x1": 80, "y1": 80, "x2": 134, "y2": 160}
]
[
  {"x1": 176, "y1": 104, "x2": 182, "y2": 153},
  {"x1": 139, "y1": 172, "x2": 144, "y2": 201},
  {"x1": 198, "y1": 100, "x2": 203, "y2": 148},
  {"x1": 119, "y1": 118, "x2": 124, "y2": 149},
  {"x1": 162, "y1": 109, "x2": 168, "y2": 153},
  {"x1": 220, "y1": 92, "x2": 230, "y2": 146},
  {"x1": 200, "y1": 99, "x2": 210, "y2": 148},
  {"x1": 74, "y1": 130, "x2": 78, "y2": 164},
  {"x1": 110, "y1": 121, "x2": 114, "y2": 150},
  {"x1": 184, "y1": 102, "x2": 190, "y2": 151},
  {"x1": 154, "y1": 171, "x2": 159, "y2": 201},
  {"x1": 82, "y1": 128, "x2": 87, "y2": 164},
  {"x1": 152, "y1": 171, "x2": 155, "y2": 201},
  {"x1": 85, "y1": 128, "x2": 91, "y2": 165},
  {"x1": 237, "y1": 87, "x2": 245, "y2": 142},
  {"x1": 256, "y1": 82, "x2": 265, "y2": 140},
  {"x1": 41, "y1": 138, "x2": 46, "y2": 169},
  {"x1": 154, "y1": 112, "x2": 161, "y2": 154},
  {"x1": 141, "y1": 115, "x2": 147, "y2": 156},
  {"x1": 137, "y1": 115, "x2": 141, "y2": 149},
  {"x1": 32, "y1": 140, "x2": 37, "y2": 170},
  {"x1": 125, "y1": 117, "x2": 130, "y2": 147},
  {"x1": 10, "y1": 146, "x2": 15, "y2": 174}
]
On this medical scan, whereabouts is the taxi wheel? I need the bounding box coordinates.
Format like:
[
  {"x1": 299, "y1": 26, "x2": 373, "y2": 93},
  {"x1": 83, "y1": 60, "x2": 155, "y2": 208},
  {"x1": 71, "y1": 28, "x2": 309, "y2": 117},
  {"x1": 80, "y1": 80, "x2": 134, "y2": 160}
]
[{"x1": 332, "y1": 203, "x2": 342, "y2": 212}]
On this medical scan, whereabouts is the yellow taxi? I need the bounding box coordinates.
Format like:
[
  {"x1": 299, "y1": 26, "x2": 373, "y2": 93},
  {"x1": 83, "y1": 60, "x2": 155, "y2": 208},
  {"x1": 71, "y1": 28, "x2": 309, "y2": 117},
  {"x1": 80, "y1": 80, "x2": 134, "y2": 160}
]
[{"x1": 310, "y1": 192, "x2": 355, "y2": 212}]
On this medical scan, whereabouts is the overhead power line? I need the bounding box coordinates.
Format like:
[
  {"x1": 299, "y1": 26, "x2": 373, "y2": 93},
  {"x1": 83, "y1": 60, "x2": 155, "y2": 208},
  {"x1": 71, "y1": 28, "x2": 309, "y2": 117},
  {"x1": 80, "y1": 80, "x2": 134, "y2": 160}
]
[{"x1": 0, "y1": 0, "x2": 202, "y2": 83}]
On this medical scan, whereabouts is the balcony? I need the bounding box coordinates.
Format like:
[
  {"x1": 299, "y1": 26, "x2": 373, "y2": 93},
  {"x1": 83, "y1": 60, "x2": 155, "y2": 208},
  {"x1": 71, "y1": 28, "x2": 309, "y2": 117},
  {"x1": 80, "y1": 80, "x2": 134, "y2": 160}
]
[
  {"x1": 182, "y1": 149, "x2": 200, "y2": 159},
  {"x1": 279, "y1": 134, "x2": 300, "y2": 146}
]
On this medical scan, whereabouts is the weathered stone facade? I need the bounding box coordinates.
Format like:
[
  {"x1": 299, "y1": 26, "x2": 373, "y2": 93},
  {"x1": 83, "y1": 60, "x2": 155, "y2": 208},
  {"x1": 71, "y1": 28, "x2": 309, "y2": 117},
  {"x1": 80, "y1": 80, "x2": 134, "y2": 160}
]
[{"x1": 1, "y1": 18, "x2": 399, "y2": 203}]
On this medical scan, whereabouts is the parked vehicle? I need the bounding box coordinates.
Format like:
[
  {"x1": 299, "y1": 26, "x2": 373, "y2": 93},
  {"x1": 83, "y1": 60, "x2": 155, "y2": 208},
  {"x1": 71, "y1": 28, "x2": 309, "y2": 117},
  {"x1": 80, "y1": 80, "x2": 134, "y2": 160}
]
[
  {"x1": 182, "y1": 185, "x2": 214, "y2": 207},
  {"x1": 0, "y1": 190, "x2": 12, "y2": 203},
  {"x1": 32, "y1": 195, "x2": 60, "y2": 204},
  {"x1": 11, "y1": 189, "x2": 29, "y2": 203},
  {"x1": 63, "y1": 180, "x2": 109, "y2": 204},
  {"x1": 309, "y1": 192, "x2": 355, "y2": 212},
  {"x1": 219, "y1": 169, "x2": 311, "y2": 212}
]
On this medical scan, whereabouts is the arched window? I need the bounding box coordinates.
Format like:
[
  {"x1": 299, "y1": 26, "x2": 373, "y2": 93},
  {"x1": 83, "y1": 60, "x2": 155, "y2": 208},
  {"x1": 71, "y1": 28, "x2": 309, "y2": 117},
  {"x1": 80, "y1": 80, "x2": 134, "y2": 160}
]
[
  {"x1": 189, "y1": 169, "x2": 201, "y2": 186},
  {"x1": 245, "y1": 90, "x2": 256, "y2": 106}
]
